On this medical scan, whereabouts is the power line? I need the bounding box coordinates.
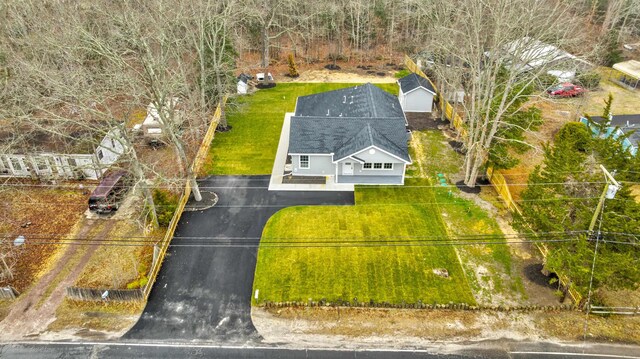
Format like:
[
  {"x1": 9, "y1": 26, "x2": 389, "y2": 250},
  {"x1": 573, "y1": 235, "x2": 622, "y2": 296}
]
[
  {"x1": 0, "y1": 196, "x2": 610, "y2": 208},
  {"x1": 2, "y1": 233, "x2": 638, "y2": 249},
  {"x1": 0, "y1": 238, "x2": 584, "y2": 248},
  {"x1": 0, "y1": 231, "x2": 586, "y2": 243},
  {"x1": 0, "y1": 181, "x2": 622, "y2": 190}
]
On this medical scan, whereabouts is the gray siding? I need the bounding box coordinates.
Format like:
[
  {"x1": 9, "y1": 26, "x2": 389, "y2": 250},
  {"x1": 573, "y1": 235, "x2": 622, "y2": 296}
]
[
  {"x1": 291, "y1": 154, "x2": 335, "y2": 176},
  {"x1": 401, "y1": 88, "x2": 433, "y2": 113},
  {"x1": 337, "y1": 148, "x2": 405, "y2": 176}
]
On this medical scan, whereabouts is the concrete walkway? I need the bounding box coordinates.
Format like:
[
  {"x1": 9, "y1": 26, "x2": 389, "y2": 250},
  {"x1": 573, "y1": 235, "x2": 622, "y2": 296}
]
[{"x1": 268, "y1": 113, "x2": 354, "y2": 192}]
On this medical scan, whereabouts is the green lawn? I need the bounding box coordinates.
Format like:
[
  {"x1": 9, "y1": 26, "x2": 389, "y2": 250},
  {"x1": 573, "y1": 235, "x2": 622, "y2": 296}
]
[
  {"x1": 253, "y1": 178, "x2": 476, "y2": 306},
  {"x1": 202, "y1": 82, "x2": 399, "y2": 175},
  {"x1": 407, "y1": 130, "x2": 525, "y2": 303}
]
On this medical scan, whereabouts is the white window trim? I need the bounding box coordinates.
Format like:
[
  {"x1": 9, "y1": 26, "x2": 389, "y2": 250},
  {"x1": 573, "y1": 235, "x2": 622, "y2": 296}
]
[
  {"x1": 362, "y1": 162, "x2": 394, "y2": 170},
  {"x1": 299, "y1": 155, "x2": 310, "y2": 169}
]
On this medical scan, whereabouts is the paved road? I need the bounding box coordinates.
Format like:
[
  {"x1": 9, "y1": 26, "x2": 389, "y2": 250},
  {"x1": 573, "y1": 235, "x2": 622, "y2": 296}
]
[
  {"x1": 2, "y1": 341, "x2": 639, "y2": 359},
  {"x1": 0, "y1": 342, "x2": 495, "y2": 358},
  {"x1": 124, "y1": 176, "x2": 354, "y2": 342}
]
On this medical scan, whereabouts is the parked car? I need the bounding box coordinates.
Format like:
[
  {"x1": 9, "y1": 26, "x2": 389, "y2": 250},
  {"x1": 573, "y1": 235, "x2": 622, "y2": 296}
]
[
  {"x1": 546, "y1": 83, "x2": 586, "y2": 97},
  {"x1": 88, "y1": 171, "x2": 130, "y2": 214}
]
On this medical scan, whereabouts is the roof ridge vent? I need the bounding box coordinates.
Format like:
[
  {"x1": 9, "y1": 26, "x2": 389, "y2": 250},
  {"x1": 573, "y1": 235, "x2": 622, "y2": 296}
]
[{"x1": 367, "y1": 123, "x2": 374, "y2": 146}]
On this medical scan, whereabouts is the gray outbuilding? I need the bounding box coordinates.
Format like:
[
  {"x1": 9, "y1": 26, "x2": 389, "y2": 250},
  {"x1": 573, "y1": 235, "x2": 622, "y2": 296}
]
[{"x1": 397, "y1": 73, "x2": 436, "y2": 113}]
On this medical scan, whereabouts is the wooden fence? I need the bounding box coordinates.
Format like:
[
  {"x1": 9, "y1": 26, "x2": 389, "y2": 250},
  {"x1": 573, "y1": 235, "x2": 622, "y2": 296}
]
[
  {"x1": 67, "y1": 287, "x2": 143, "y2": 301},
  {"x1": 404, "y1": 55, "x2": 583, "y2": 306},
  {"x1": 0, "y1": 286, "x2": 18, "y2": 300},
  {"x1": 142, "y1": 97, "x2": 226, "y2": 300}
]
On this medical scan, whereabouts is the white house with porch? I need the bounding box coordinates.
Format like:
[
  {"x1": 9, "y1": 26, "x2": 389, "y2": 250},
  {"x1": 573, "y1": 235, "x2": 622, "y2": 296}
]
[{"x1": 0, "y1": 128, "x2": 125, "y2": 180}]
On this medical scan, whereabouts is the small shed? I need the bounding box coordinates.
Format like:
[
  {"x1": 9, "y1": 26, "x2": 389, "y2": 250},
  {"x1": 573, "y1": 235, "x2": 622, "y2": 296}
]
[
  {"x1": 397, "y1": 73, "x2": 436, "y2": 113},
  {"x1": 612, "y1": 60, "x2": 640, "y2": 90}
]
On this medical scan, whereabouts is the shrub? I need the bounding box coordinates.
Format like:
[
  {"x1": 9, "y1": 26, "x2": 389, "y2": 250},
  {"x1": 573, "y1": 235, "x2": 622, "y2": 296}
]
[
  {"x1": 576, "y1": 72, "x2": 601, "y2": 90},
  {"x1": 287, "y1": 54, "x2": 299, "y2": 77},
  {"x1": 138, "y1": 276, "x2": 149, "y2": 288},
  {"x1": 126, "y1": 279, "x2": 140, "y2": 289},
  {"x1": 555, "y1": 122, "x2": 592, "y2": 153},
  {"x1": 152, "y1": 189, "x2": 179, "y2": 227}
]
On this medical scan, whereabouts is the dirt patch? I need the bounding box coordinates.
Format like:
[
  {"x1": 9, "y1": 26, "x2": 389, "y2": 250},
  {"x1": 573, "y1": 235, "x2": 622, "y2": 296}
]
[
  {"x1": 455, "y1": 180, "x2": 485, "y2": 194},
  {"x1": 406, "y1": 112, "x2": 448, "y2": 130},
  {"x1": 43, "y1": 299, "x2": 143, "y2": 340},
  {"x1": 283, "y1": 69, "x2": 398, "y2": 84},
  {"x1": 0, "y1": 219, "x2": 116, "y2": 340},
  {"x1": 252, "y1": 306, "x2": 640, "y2": 347}
]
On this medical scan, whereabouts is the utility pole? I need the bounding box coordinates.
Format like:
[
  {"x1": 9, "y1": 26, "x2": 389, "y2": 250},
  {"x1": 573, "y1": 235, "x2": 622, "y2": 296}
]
[
  {"x1": 584, "y1": 165, "x2": 620, "y2": 341},
  {"x1": 588, "y1": 165, "x2": 621, "y2": 235}
]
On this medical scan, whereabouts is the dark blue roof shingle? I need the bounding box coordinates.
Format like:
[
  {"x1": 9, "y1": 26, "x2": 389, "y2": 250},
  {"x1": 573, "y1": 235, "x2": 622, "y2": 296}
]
[{"x1": 398, "y1": 73, "x2": 436, "y2": 94}]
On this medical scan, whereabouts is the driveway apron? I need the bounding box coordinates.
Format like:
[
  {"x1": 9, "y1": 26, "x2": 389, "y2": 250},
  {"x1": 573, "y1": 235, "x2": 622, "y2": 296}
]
[{"x1": 124, "y1": 176, "x2": 354, "y2": 342}]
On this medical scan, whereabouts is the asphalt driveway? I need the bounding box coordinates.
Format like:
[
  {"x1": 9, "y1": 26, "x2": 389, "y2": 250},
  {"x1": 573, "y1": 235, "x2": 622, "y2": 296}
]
[{"x1": 124, "y1": 176, "x2": 354, "y2": 342}]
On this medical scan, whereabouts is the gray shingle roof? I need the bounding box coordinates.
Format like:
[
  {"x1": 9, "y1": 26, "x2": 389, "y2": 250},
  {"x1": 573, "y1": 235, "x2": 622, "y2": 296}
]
[
  {"x1": 289, "y1": 83, "x2": 410, "y2": 163},
  {"x1": 590, "y1": 114, "x2": 640, "y2": 147},
  {"x1": 294, "y1": 83, "x2": 404, "y2": 118},
  {"x1": 289, "y1": 117, "x2": 410, "y2": 162},
  {"x1": 398, "y1": 73, "x2": 436, "y2": 94}
]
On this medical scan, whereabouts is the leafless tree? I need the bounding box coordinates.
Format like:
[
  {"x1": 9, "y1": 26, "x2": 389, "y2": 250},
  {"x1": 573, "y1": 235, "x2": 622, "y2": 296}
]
[
  {"x1": 0, "y1": 1, "x2": 162, "y2": 226},
  {"x1": 427, "y1": 0, "x2": 592, "y2": 187}
]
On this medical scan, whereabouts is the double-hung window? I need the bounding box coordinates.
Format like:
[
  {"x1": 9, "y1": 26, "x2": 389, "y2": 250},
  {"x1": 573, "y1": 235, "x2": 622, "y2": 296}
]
[
  {"x1": 373, "y1": 163, "x2": 383, "y2": 169},
  {"x1": 363, "y1": 163, "x2": 372, "y2": 169},
  {"x1": 299, "y1": 155, "x2": 310, "y2": 169}
]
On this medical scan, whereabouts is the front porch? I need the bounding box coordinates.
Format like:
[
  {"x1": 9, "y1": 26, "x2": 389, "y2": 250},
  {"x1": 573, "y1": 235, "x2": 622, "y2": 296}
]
[{"x1": 336, "y1": 175, "x2": 404, "y2": 185}]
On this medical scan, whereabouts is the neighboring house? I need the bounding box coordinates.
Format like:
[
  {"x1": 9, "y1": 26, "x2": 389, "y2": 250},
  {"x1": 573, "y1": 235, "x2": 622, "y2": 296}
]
[
  {"x1": 397, "y1": 73, "x2": 436, "y2": 113},
  {"x1": 141, "y1": 98, "x2": 181, "y2": 141},
  {"x1": 0, "y1": 128, "x2": 125, "y2": 180},
  {"x1": 287, "y1": 83, "x2": 411, "y2": 185},
  {"x1": 237, "y1": 73, "x2": 251, "y2": 95},
  {"x1": 612, "y1": 60, "x2": 640, "y2": 90},
  {"x1": 580, "y1": 114, "x2": 639, "y2": 156},
  {"x1": 492, "y1": 37, "x2": 591, "y2": 81}
]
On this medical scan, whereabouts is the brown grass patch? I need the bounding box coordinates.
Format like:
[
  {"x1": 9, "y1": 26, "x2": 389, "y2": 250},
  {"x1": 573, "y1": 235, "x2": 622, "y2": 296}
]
[
  {"x1": 0, "y1": 187, "x2": 89, "y2": 292},
  {"x1": 75, "y1": 220, "x2": 154, "y2": 289}
]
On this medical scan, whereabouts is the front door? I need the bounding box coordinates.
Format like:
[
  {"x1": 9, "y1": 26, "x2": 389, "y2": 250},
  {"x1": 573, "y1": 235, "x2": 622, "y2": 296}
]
[{"x1": 342, "y1": 162, "x2": 354, "y2": 175}]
